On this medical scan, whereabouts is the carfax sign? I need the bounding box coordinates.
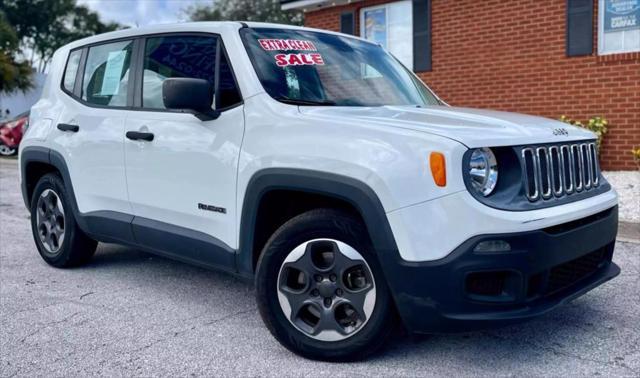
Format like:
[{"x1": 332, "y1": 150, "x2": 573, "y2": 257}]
[{"x1": 604, "y1": 0, "x2": 640, "y2": 32}]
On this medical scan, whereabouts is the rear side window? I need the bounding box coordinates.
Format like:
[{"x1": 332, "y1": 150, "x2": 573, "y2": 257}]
[
  {"x1": 142, "y1": 35, "x2": 241, "y2": 110},
  {"x1": 82, "y1": 40, "x2": 133, "y2": 107},
  {"x1": 62, "y1": 49, "x2": 82, "y2": 93}
]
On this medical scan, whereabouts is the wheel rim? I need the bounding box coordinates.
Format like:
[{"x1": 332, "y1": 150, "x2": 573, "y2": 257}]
[
  {"x1": 35, "y1": 189, "x2": 65, "y2": 254},
  {"x1": 277, "y1": 239, "x2": 376, "y2": 342},
  {"x1": 0, "y1": 144, "x2": 15, "y2": 156}
]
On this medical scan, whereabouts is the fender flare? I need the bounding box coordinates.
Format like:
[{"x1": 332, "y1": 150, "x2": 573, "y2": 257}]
[
  {"x1": 20, "y1": 146, "x2": 50, "y2": 209},
  {"x1": 237, "y1": 168, "x2": 400, "y2": 277},
  {"x1": 20, "y1": 146, "x2": 93, "y2": 234}
]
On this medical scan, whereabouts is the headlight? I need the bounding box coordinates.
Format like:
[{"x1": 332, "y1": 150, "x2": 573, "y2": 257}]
[{"x1": 469, "y1": 148, "x2": 498, "y2": 196}]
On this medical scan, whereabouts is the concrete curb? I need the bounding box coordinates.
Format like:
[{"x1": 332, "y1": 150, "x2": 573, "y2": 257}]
[{"x1": 618, "y1": 221, "x2": 640, "y2": 244}]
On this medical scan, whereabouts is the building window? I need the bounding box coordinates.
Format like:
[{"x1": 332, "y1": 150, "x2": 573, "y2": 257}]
[
  {"x1": 598, "y1": 0, "x2": 640, "y2": 54},
  {"x1": 360, "y1": 1, "x2": 413, "y2": 70}
]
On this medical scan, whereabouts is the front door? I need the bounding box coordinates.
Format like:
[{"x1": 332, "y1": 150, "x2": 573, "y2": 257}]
[{"x1": 123, "y1": 34, "x2": 244, "y2": 268}]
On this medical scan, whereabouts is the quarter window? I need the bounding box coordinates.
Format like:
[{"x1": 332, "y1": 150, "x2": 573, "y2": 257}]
[
  {"x1": 218, "y1": 50, "x2": 242, "y2": 109},
  {"x1": 82, "y1": 40, "x2": 133, "y2": 106},
  {"x1": 62, "y1": 49, "x2": 82, "y2": 93}
]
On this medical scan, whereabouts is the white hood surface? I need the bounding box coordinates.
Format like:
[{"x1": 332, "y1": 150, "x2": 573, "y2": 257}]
[{"x1": 299, "y1": 105, "x2": 596, "y2": 148}]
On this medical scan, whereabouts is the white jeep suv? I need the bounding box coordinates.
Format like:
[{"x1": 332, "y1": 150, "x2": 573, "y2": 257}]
[{"x1": 20, "y1": 22, "x2": 620, "y2": 361}]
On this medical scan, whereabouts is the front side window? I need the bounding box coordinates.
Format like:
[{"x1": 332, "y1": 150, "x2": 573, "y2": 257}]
[
  {"x1": 598, "y1": 0, "x2": 640, "y2": 54},
  {"x1": 82, "y1": 40, "x2": 133, "y2": 106},
  {"x1": 240, "y1": 28, "x2": 439, "y2": 107},
  {"x1": 142, "y1": 35, "x2": 216, "y2": 110},
  {"x1": 62, "y1": 49, "x2": 82, "y2": 93},
  {"x1": 141, "y1": 35, "x2": 241, "y2": 110}
]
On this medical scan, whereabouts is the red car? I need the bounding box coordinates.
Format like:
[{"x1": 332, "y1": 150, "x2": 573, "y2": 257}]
[{"x1": 0, "y1": 111, "x2": 29, "y2": 156}]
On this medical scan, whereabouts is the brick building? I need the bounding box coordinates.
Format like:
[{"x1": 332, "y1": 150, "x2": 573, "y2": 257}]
[{"x1": 281, "y1": 0, "x2": 640, "y2": 170}]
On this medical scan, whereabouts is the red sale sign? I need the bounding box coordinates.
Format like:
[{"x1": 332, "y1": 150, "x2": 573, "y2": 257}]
[
  {"x1": 259, "y1": 39, "x2": 318, "y2": 51},
  {"x1": 274, "y1": 53, "x2": 325, "y2": 67},
  {"x1": 257, "y1": 39, "x2": 325, "y2": 68}
]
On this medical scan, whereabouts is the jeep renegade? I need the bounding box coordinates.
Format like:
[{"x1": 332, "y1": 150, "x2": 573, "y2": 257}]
[{"x1": 20, "y1": 22, "x2": 620, "y2": 361}]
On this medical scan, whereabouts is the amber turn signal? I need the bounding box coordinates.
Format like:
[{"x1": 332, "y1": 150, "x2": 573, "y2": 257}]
[{"x1": 430, "y1": 152, "x2": 447, "y2": 187}]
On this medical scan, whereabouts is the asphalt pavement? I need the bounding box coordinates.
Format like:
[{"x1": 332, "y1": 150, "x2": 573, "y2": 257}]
[{"x1": 1, "y1": 158, "x2": 639, "y2": 376}]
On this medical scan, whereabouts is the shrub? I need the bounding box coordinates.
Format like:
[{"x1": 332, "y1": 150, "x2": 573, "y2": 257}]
[
  {"x1": 632, "y1": 146, "x2": 640, "y2": 170},
  {"x1": 559, "y1": 116, "x2": 608, "y2": 152}
]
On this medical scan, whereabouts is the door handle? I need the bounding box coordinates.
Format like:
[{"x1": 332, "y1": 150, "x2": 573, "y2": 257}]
[
  {"x1": 57, "y1": 123, "x2": 79, "y2": 132},
  {"x1": 126, "y1": 131, "x2": 154, "y2": 142}
]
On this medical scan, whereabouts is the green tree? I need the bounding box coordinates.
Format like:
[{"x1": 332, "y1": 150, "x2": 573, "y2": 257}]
[
  {"x1": 0, "y1": 11, "x2": 33, "y2": 93},
  {"x1": 1, "y1": 0, "x2": 120, "y2": 72},
  {"x1": 67, "y1": 5, "x2": 121, "y2": 41},
  {"x1": 187, "y1": 0, "x2": 303, "y2": 25}
]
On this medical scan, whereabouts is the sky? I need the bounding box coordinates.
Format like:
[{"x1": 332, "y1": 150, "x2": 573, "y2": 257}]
[{"x1": 76, "y1": 0, "x2": 213, "y2": 27}]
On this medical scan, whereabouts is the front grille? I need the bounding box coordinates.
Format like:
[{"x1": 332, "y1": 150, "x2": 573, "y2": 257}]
[{"x1": 521, "y1": 142, "x2": 600, "y2": 202}]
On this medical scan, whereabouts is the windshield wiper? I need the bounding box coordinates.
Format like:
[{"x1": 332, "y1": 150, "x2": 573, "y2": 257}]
[{"x1": 275, "y1": 96, "x2": 336, "y2": 106}]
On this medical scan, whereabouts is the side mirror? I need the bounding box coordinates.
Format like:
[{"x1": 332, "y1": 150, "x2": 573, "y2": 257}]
[{"x1": 162, "y1": 78, "x2": 219, "y2": 121}]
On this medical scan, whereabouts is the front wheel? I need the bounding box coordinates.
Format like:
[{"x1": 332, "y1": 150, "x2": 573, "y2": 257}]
[{"x1": 256, "y1": 209, "x2": 395, "y2": 361}]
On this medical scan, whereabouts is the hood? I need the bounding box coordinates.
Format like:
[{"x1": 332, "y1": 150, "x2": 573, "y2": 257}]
[{"x1": 299, "y1": 105, "x2": 595, "y2": 148}]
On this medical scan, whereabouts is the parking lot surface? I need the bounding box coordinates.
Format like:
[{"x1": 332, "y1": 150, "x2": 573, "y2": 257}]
[{"x1": 1, "y1": 158, "x2": 639, "y2": 377}]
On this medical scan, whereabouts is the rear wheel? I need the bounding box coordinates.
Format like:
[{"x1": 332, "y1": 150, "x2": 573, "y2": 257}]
[
  {"x1": 256, "y1": 209, "x2": 395, "y2": 361},
  {"x1": 30, "y1": 173, "x2": 97, "y2": 267}
]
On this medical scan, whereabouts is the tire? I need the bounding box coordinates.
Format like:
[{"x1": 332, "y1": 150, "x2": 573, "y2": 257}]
[
  {"x1": 0, "y1": 142, "x2": 16, "y2": 156},
  {"x1": 256, "y1": 208, "x2": 395, "y2": 361},
  {"x1": 30, "y1": 173, "x2": 97, "y2": 268}
]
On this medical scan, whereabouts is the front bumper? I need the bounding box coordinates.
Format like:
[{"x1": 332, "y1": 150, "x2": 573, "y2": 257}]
[{"x1": 379, "y1": 205, "x2": 620, "y2": 333}]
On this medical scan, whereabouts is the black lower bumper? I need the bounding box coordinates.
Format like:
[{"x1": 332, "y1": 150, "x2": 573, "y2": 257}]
[{"x1": 380, "y1": 206, "x2": 620, "y2": 334}]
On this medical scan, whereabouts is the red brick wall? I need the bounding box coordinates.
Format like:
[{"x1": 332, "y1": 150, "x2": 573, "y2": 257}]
[{"x1": 305, "y1": 0, "x2": 640, "y2": 170}]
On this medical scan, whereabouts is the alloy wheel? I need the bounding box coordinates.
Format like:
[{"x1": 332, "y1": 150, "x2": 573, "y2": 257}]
[
  {"x1": 36, "y1": 189, "x2": 66, "y2": 254},
  {"x1": 0, "y1": 144, "x2": 15, "y2": 156},
  {"x1": 277, "y1": 239, "x2": 376, "y2": 342}
]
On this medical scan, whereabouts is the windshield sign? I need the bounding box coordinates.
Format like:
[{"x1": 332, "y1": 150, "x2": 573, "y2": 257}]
[
  {"x1": 258, "y1": 39, "x2": 325, "y2": 67},
  {"x1": 241, "y1": 28, "x2": 440, "y2": 107}
]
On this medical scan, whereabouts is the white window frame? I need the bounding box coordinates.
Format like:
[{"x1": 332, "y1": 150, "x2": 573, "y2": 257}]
[
  {"x1": 598, "y1": 0, "x2": 640, "y2": 55},
  {"x1": 360, "y1": 1, "x2": 413, "y2": 70}
]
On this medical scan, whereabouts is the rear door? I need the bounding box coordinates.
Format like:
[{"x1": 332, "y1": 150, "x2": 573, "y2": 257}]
[
  {"x1": 50, "y1": 39, "x2": 137, "y2": 220},
  {"x1": 123, "y1": 33, "x2": 244, "y2": 267}
]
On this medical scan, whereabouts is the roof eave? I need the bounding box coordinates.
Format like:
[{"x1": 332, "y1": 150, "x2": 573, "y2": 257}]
[{"x1": 281, "y1": 0, "x2": 361, "y2": 11}]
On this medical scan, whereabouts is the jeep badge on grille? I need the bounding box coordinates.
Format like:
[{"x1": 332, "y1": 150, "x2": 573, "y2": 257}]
[{"x1": 553, "y1": 128, "x2": 569, "y2": 136}]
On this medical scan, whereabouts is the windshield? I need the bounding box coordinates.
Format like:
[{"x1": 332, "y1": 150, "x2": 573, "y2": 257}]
[{"x1": 240, "y1": 28, "x2": 441, "y2": 107}]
